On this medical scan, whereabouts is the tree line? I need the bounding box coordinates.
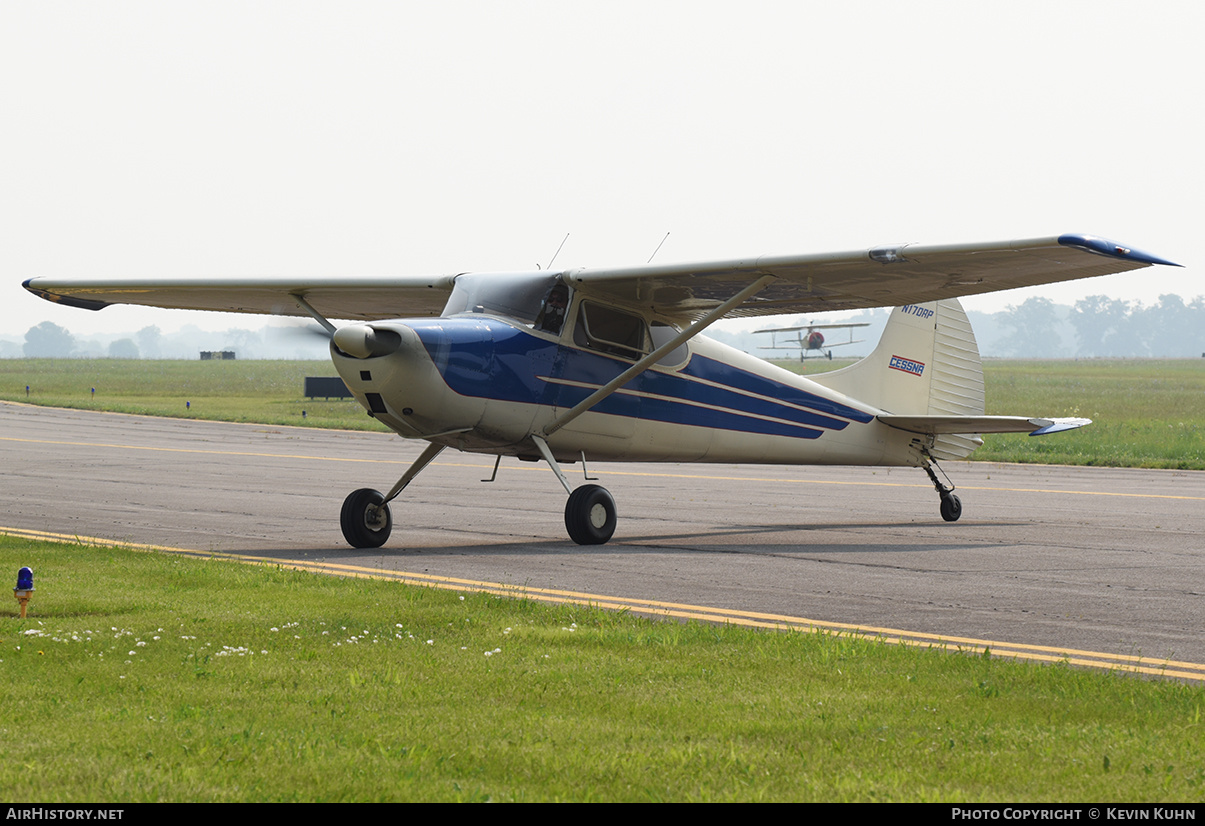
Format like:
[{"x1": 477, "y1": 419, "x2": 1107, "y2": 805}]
[
  {"x1": 11, "y1": 322, "x2": 326, "y2": 360},
  {"x1": 985, "y1": 294, "x2": 1205, "y2": 358}
]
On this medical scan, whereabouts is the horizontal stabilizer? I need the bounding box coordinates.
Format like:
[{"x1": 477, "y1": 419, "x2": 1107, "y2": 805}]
[{"x1": 879, "y1": 415, "x2": 1092, "y2": 437}]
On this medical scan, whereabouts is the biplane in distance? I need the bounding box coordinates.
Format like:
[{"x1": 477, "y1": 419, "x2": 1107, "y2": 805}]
[{"x1": 754, "y1": 320, "x2": 872, "y2": 360}]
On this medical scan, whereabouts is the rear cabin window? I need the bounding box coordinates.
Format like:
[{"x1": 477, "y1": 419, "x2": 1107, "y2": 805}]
[
  {"x1": 650, "y1": 321, "x2": 689, "y2": 367},
  {"x1": 574, "y1": 301, "x2": 649, "y2": 360}
]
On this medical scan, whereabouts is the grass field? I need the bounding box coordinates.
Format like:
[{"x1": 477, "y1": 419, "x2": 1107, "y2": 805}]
[
  {"x1": 777, "y1": 357, "x2": 1205, "y2": 469},
  {"x1": 5, "y1": 357, "x2": 1204, "y2": 469},
  {"x1": 976, "y1": 360, "x2": 1205, "y2": 468},
  {"x1": 1, "y1": 358, "x2": 389, "y2": 432},
  {"x1": 3, "y1": 533, "x2": 1203, "y2": 803}
]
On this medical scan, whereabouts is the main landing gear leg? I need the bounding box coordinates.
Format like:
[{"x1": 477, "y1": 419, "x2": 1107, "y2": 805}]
[
  {"x1": 921, "y1": 456, "x2": 962, "y2": 523},
  {"x1": 531, "y1": 435, "x2": 617, "y2": 546},
  {"x1": 340, "y1": 442, "x2": 446, "y2": 548}
]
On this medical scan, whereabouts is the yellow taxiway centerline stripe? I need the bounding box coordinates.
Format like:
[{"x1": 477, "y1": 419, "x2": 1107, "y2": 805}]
[
  {"x1": 4, "y1": 435, "x2": 1204, "y2": 501},
  {"x1": 5, "y1": 525, "x2": 1203, "y2": 681}
]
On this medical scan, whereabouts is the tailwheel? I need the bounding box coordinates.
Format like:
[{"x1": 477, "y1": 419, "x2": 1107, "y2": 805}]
[
  {"x1": 939, "y1": 493, "x2": 962, "y2": 523},
  {"x1": 922, "y1": 456, "x2": 962, "y2": 523},
  {"x1": 341, "y1": 488, "x2": 392, "y2": 548},
  {"x1": 564, "y1": 484, "x2": 617, "y2": 545}
]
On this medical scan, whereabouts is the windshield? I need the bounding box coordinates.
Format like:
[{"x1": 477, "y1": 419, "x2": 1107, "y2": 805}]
[{"x1": 442, "y1": 272, "x2": 559, "y2": 324}]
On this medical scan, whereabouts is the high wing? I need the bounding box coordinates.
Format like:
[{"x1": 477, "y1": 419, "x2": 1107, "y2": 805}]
[
  {"x1": 565, "y1": 234, "x2": 1179, "y2": 320},
  {"x1": 22, "y1": 274, "x2": 457, "y2": 320},
  {"x1": 23, "y1": 233, "x2": 1177, "y2": 322}
]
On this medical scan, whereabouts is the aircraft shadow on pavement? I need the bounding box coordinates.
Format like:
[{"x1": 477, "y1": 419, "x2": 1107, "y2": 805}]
[{"x1": 241, "y1": 521, "x2": 1021, "y2": 561}]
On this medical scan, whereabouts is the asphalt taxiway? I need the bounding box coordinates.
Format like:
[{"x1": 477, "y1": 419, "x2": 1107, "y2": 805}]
[{"x1": 3, "y1": 400, "x2": 1203, "y2": 670}]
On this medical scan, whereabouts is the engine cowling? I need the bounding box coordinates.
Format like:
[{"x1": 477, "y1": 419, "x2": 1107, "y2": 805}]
[{"x1": 332, "y1": 325, "x2": 403, "y2": 359}]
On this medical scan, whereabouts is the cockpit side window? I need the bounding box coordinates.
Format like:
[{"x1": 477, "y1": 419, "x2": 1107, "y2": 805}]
[
  {"x1": 534, "y1": 283, "x2": 571, "y2": 335},
  {"x1": 573, "y1": 301, "x2": 649, "y2": 360}
]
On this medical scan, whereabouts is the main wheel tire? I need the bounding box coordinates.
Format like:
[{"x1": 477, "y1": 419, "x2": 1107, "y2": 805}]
[
  {"x1": 940, "y1": 493, "x2": 962, "y2": 523},
  {"x1": 564, "y1": 484, "x2": 617, "y2": 545},
  {"x1": 341, "y1": 488, "x2": 393, "y2": 548}
]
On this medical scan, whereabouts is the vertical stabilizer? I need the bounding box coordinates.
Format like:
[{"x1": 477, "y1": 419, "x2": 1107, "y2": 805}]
[{"x1": 810, "y1": 299, "x2": 984, "y2": 459}]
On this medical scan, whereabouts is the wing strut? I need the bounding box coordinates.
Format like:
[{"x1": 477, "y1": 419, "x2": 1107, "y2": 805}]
[
  {"x1": 542, "y1": 275, "x2": 776, "y2": 438},
  {"x1": 291, "y1": 293, "x2": 337, "y2": 336}
]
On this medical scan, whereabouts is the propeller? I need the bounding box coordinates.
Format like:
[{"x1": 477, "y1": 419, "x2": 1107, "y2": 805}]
[{"x1": 272, "y1": 321, "x2": 333, "y2": 342}]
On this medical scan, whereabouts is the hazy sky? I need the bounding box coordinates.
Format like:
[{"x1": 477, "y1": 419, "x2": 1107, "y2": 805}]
[{"x1": 2, "y1": 1, "x2": 1200, "y2": 339}]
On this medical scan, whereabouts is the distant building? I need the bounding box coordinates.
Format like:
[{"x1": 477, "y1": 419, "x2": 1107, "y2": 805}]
[{"x1": 199, "y1": 351, "x2": 236, "y2": 360}]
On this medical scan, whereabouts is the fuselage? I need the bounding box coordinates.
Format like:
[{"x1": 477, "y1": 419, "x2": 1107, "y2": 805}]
[{"x1": 330, "y1": 312, "x2": 925, "y2": 468}]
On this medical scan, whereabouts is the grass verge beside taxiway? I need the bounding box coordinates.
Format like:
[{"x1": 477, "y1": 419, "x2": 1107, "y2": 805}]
[{"x1": 2, "y1": 533, "x2": 1203, "y2": 802}]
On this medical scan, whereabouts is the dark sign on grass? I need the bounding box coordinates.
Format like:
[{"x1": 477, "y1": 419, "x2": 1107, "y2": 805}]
[{"x1": 305, "y1": 377, "x2": 353, "y2": 399}]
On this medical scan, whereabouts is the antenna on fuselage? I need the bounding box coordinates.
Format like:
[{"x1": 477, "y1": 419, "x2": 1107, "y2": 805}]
[
  {"x1": 545, "y1": 233, "x2": 570, "y2": 271},
  {"x1": 647, "y1": 232, "x2": 670, "y2": 263}
]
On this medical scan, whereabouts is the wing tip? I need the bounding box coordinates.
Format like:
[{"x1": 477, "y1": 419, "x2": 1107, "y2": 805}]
[
  {"x1": 1057, "y1": 234, "x2": 1181, "y2": 268},
  {"x1": 22, "y1": 279, "x2": 111, "y2": 311}
]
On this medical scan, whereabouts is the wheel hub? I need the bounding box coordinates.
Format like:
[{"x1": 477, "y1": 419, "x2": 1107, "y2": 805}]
[
  {"x1": 588, "y1": 503, "x2": 608, "y2": 529},
  {"x1": 364, "y1": 505, "x2": 386, "y2": 530}
]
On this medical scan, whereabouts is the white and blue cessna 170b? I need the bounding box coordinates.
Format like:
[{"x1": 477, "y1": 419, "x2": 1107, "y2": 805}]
[{"x1": 24, "y1": 233, "x2": 1179, "y2": 549}]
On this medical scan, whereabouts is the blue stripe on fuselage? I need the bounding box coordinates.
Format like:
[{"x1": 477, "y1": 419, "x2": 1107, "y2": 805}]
[
  {"x1": 678, "y1": 354, "x2": 875, "y2": 423},
  {"x1": 408, "y1": 318, "x2": 871, "y2": 439}
]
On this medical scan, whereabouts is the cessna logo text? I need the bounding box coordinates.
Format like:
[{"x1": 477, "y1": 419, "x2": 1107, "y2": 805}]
[{"x1": 889, "y1": 355, "x2": 925, "y2": 376}]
